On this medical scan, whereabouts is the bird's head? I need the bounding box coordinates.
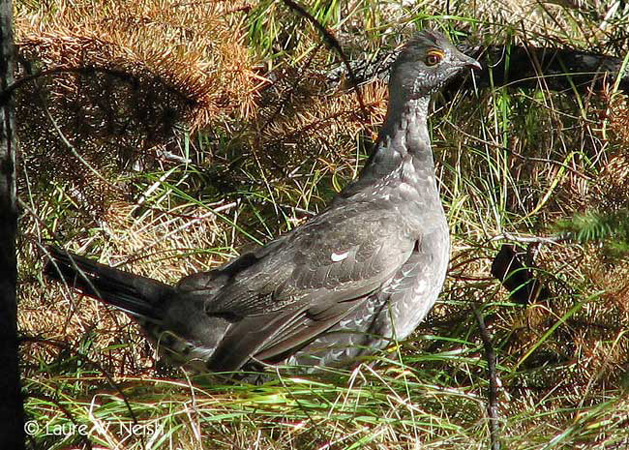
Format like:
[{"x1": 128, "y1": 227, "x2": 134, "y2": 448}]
[{"x1": 389, "y1": 30, "x2": 481, "y2": 100}]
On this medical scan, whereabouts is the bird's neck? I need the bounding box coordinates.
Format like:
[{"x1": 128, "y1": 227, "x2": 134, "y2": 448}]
[
  {"x1": 380, "y1": 95, "x2": 431, "y2": 155},
  {"x1": 362, "y1": 96, "x2": 434, "y2": 180}
]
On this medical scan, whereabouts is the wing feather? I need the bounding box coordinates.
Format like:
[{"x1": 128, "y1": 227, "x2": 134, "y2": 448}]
[{"x1": 194, "y1": 203, "x2": 416, "y2": 370}]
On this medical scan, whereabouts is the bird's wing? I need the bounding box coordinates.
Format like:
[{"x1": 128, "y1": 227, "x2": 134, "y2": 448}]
[
  {"x1": 193, "y1": 202, "x2": 416, "y2": 370},
  {"x1": 208, "y1": 203, "x2": 414, "y2": 316},
  {"x1": 251, "y1": 296, "x2": 366, "y2": 363},
  {"x1": 208, "y1": 293, "x2": 370, "y2": 370}
]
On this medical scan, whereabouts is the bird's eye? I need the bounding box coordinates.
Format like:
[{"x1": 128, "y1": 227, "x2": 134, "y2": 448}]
[{"x1": 425, "y1": 50, "x2": 444, "y2": 66}]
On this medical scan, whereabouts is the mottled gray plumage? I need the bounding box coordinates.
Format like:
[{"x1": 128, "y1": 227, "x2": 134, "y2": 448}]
[{"x1": 45, "y1": 30, "x2": 481, "y2": 373}]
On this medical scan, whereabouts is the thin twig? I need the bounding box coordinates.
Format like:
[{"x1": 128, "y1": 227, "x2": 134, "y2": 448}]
[
  {"x1": 490, "y1": 231, "x2": 568, "y2": 244},
  {"x1": 281, "y1": 0, "x2": 368, "y2": 120},
  {"x1": 473, "y1": 307, "x2": 501, "y2": 450}
]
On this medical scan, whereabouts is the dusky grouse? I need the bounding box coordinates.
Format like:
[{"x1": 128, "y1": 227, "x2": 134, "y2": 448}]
[{"x1": 45, "y1": 30, "x2": 481, "y2": 373}]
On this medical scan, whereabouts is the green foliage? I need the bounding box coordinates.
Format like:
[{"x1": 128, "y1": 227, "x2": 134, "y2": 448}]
[{"x1": 558, "y1": 209, "x2": 629, "y2": 256}]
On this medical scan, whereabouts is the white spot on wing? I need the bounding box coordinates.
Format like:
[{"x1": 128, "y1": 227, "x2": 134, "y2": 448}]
[
  {"x1": 414, "y1": 279, "x2": 427, "y2": 294},
  {"x1": 399, "y1": 182, "x2": 415, "y2": 194},
  {"x1": 331, "y1": 251, "x2": 349, "y2": 262}
]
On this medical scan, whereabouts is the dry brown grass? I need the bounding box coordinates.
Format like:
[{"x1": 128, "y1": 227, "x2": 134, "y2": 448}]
[{"x1": 16, "y1": 0, "x2": 259, "y2": 127}]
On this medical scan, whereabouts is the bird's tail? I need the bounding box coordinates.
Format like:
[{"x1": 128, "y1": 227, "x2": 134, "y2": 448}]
[{"x1": 44, "y1": 246, "x2": 175, "y2": 321}]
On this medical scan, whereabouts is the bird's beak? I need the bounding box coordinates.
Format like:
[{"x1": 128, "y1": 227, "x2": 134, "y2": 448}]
[{"x1": 459, "y1": 53, "x2": 482, "y2": 71}]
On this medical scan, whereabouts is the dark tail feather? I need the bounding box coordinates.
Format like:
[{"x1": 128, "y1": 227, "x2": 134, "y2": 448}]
[{"x1": 44, "y1": 246, "x2": 175, "y2": 321}]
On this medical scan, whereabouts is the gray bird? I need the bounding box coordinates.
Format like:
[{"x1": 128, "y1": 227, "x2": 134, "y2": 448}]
[{"x1": 45, "y1": 30, "x2": 481, "y2": 373}]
